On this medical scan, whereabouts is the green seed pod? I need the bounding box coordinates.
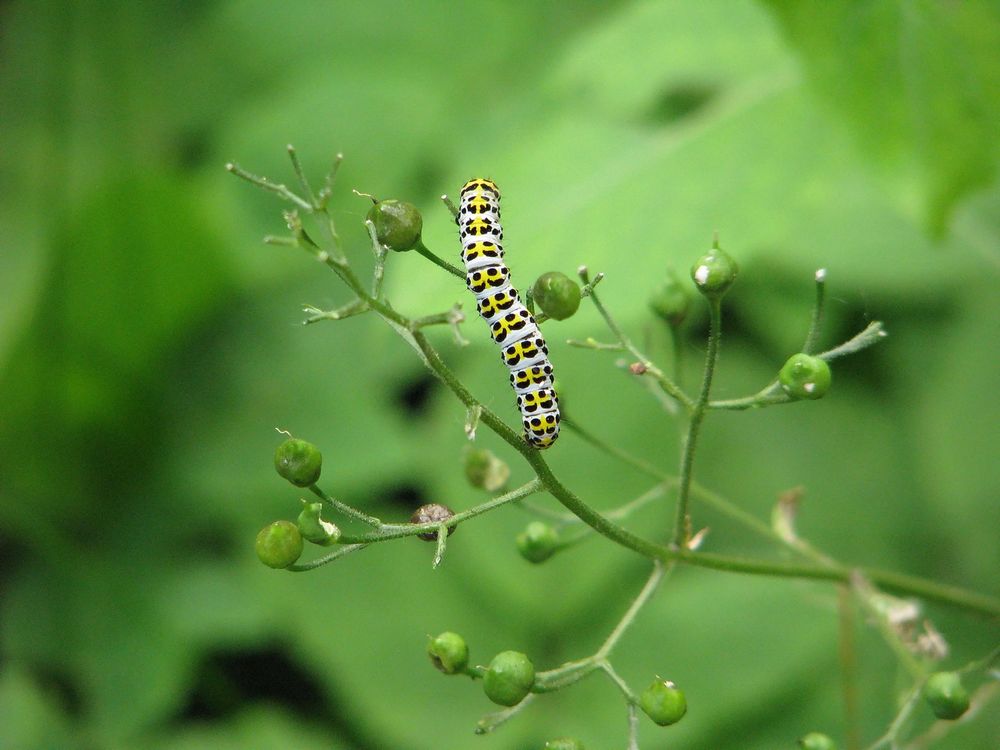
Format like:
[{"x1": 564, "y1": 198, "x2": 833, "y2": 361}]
[
  {"x1": 367, "y1": 199, "x2": 423, "y2": 252},
  {"x1": 544, "y1": 739, "x2": 585, "y2": 750},
  {"x1": 690, "y1": 245, "x2": 738, "y2": 298},
  {"x1": 798, "y1": 732, "x2": 838, "y2": 750},
  {"x1": 274, "y1": 438, "x2": 322, "y2": 487},
  {"x1": 639, "y1": 678, "x2": 687, "y2": 726},
  {"x1": 427, "y1": 631, "x2": 469, "y2": 675},
  {"x1": 255, "y1": 520, "x2": 304, "y2": 569},
  {"x1": 410, "y1": 503, "x2": 457, "y2": 541},
  {"x1": 532, "y1": 271, "x2": 582, "y2": 320},
  {"x1": 649, "y1": 268, "x2": 691, "y2": 327},
  {"x1": 923, "y1": 671, "x2": 970, "y2": 720},
  {"x1": 296, "y1": 501, "x2": 341, "y2": 545},
  {"x1": 464, "y1": 447, "x2": 510, "y2": 492},
  {"x1": 516, "y1": 521, "x2": 560, "y2": 564},
  {"x1": 483, "y1": 650, "x2": 535, "y2": 706},
  {"x1": 779, "y1": 353, "x2": 832, "y2": 400}
]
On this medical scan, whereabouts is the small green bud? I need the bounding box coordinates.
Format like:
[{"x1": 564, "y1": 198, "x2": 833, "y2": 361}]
[
  {"x1": 649, "y1": 268, "x2": 691, "y2": 326},
  {"x1": 798, "y1": 732, "x2": 838, "y2": 750},
  {"x1": 639, "y1": 678, "x2": 687, "y2": 726},
  {"x1": 779, "y1": 353, "x2": 832, "y2": 400},
  {"x1": 296, "y1": 501, "x2": 341, "y2": 545},
  {"x1": 255, "y1": 520, "x2": 303, "y2": 569},
  {"x1": 544, "y1": 739, "x2": 585, "y2": 750},
  {"x1": 483, "y1": 650, "x2": 535, "y2": 706},
  {"x1": 367, "y1": 199, "x2": 423, "y2": 252},
  {"x1": 427, "y1": 631, "x2": 469, "y2": 675},
  {"x1": 274, "y1": 438, "x2": 322, "y2": 487},
  {"x1": 690, "y1": 245, "x2": 738, "y2": 298},
  {"x1": 532, "y1": 272, "x2": 581, "y2": 320},
  {"x1": 923, "y1": 671, "x2": 969, "y2": 720},
  {"x1": 464, "y1": 448, "x2": 510, "y2": 492},
  {"x1": 516, "y1": 521, "x2": 560, "y2": 564},
  {"x1": 410, "y1": 503, "x2": 457, "y2": 541}
]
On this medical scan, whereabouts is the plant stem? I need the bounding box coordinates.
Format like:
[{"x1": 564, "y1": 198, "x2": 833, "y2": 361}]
[
  {"x1": 561, "y1": 415, "x2": 665, "y2": 480},
  {"x1": 596, "y1": 561, "x2": 667, "y2": 659},
  {"x1": 308, "y1": 484, "x2": 382, "y2": 527},
  {"x1": 584, "y1": 271, "x2": 694, "y2": 412},
  {"x1": 337, "y1": 479, "x2": 542, "y2": 544},
  {"x1": 802, "y1": 268, "x2": 827, "y2": 355},
  {"x1": 242, "y1": 167, "x2": 1000, "y2": 619},
  {"x1": 673, "y1": 295, "x2": 722, "y2": 547},
  {"x1": 415, "y1": 240, "x2": 465, "y2": 279}
]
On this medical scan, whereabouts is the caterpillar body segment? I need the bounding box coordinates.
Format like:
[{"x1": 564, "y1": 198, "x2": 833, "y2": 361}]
[{"x1": 458, "y1": 178, "x2": 560, "y2": 448}]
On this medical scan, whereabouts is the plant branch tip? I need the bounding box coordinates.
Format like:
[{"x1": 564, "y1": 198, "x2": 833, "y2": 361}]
[{"x1": 815, "y1": 268, "x2": 827, "y2": 282}]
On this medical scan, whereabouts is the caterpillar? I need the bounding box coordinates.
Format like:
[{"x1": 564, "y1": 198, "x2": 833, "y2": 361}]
[{"x1": 457, "y1": 178, "x2": 560, "y2": 449}]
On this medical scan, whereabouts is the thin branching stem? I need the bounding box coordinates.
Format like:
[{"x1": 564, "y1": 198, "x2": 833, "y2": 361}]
[
  {"x1": 673, "y1": 295, "x2": 722, "y2": 547},
  {"x1": 334, "y1": 479, "x2": 542, "y2": 545},
  {"x1": 287, "y1": 543, "x2": 368, "y2": 571},
  {"x1": 308, "y1": 485, "x2": 382, "y2": 528},
  {"x1": 415, "y1": 240, "x2": 465, "y2": 278},
  {"x1": 581, "y1": 268, "x2": 694, "y2": 412},
  {"x1": 233, "y1": 159, "x2": 1000, "y2": 619},
  {"x1": 596, "y1": 561, "x2": 667, "y2": 659},
  {"x1": 802, "y1": 268, "x2": 828, "y2": 354},
  {"x1": 708, "y1": 321, "x2": 887, "y2": 411}
]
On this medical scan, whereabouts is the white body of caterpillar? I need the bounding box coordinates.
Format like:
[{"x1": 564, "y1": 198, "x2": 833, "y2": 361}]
[{"x1": 457, "y1": 178, "x2": 559, "y2": 449}]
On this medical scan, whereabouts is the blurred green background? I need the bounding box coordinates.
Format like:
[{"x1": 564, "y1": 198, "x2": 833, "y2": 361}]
[{"x1": 1, "y1": 1, "x2": 998, "y2": 748}]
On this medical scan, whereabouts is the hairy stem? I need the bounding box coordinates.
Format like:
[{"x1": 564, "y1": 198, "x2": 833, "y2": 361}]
[{"x1": 673, "y1": 296, "x2": 722, "y2": 546}]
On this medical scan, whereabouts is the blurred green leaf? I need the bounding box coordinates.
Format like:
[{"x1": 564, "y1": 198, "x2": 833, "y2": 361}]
[
  {"x1": 1, "y1": 0, "x2": 997, "y2": 747},
  {"x1": 0, "y1": 667, "x2": 75, "y2": 750},
  {"x1": 762, "y1": 0, "x2": 1000, "y2": 234}
]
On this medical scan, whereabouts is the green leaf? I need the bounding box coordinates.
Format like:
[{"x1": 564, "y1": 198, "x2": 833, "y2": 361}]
[{"x1": 762, "y1": 0, "x2": 1000, "y2": 234}]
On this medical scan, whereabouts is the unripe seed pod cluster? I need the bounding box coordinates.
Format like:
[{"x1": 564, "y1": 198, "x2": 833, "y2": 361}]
[
  {"x1": 367, "y1": 199, "x2": 423, "y2": 252},
  {"x1": 649, "y1": 268, "x2": 691, "y2": 326},
  {"x1": 464, "y1": 447, "x2": 510, "y2": 492},
  {"x1": 923, "y1": 671, "x2": 969, "y2": 720},
  {"x1": 690, "y1": 245, "x2": 738, "y2": 298},
  {"x1": 427, "y1": 631, "x2": 469, "y2": 675},
  {"x1": 779, "y1": 353, "x2": 832, "y2": 400},
  {"x1": 274, "y1": 438, "x2": 322, "y2": 487},
  {"x1": 483, "y1": 650, "x2": 535, "y2": 706},
  {"x1": 639, "y1": 678, "x2": 687, "y2": 726},
  {"x1": 532, "y1": 271, "x2": 581, "y2": 321},
  {"x1": 516, "y1": 521, "x2": 560, "y2": 563},
  {"x1": 255, "y1": 520, "x2": 303, "y2": 569}
]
